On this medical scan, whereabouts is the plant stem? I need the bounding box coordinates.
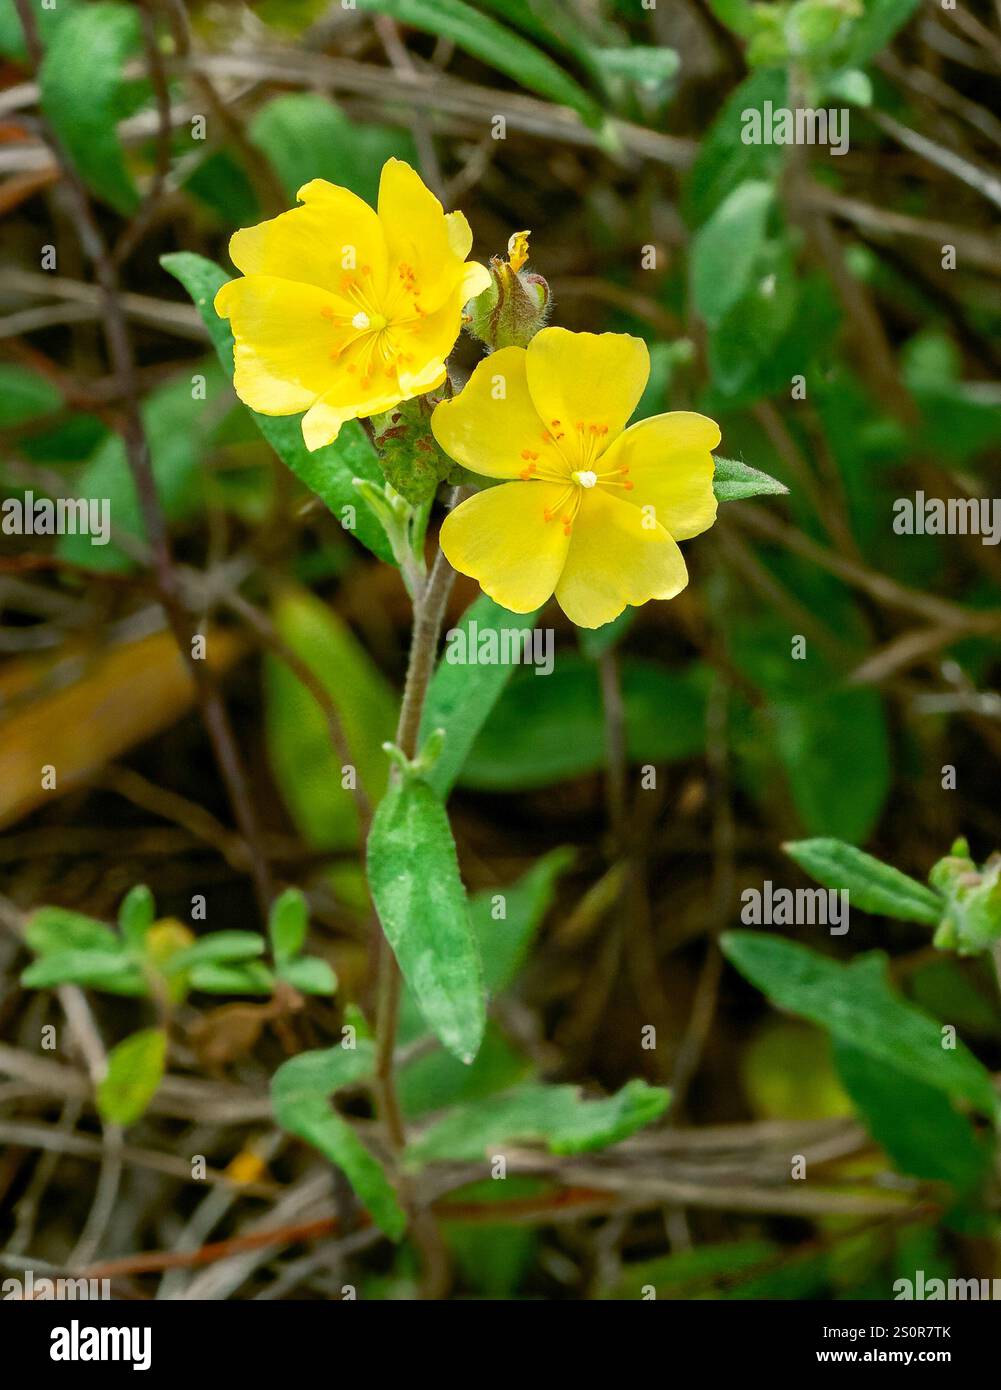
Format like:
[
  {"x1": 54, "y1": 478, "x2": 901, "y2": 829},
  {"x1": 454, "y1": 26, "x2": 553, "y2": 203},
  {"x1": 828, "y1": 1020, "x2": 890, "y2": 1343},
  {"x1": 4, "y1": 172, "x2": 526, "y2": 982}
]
[{"x1": 371, "y1": 495, "x2": 459, "y2": 1294}]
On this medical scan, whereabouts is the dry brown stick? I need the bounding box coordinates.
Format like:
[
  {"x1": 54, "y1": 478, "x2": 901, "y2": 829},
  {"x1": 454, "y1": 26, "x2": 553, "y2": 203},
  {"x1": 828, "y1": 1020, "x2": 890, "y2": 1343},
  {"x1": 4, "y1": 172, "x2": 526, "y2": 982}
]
[{"x1": 111, "y1": 0, "x2": 174, "y2": 267}]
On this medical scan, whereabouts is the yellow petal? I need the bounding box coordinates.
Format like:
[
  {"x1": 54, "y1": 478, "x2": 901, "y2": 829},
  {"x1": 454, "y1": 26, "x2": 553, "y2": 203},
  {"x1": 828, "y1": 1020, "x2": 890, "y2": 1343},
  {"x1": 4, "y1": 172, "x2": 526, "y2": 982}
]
[
  {"x1": 525, "y1": 328, "x2": 649, "y2": 462},
  {"x1": 300, "y1": 370, "x2": 407, "y2": 451},
  {"x1": 439, "y1": 482, "x2": 572, "y2": 613},
  {"x1": 555, "y1": 487, "x2": 688, "y2": 628},
  {"x1": 228, "y1": 179, "x2": 387, "y2": 298},
  {"x1": 378, "y1": 160, "x2": 470, "y2": 315},
  {"x1": 599, "y1": 411, "x2": 720, "y2": 540},
  {"x1": 460, "y1": 259, "x2": 492, "y2": 302},
  {"x1": 301, "y1": 396, "x2": 354, "y2": 451},
  {"x1": 432, "y1": 348, "x2": 569, "y2": 481},
  {"x1": 214, "y1": 275, "x2": 347, "y2": 415},
  {"x1": 394, "y1": 297, "x2": 462, "y2": 397}
]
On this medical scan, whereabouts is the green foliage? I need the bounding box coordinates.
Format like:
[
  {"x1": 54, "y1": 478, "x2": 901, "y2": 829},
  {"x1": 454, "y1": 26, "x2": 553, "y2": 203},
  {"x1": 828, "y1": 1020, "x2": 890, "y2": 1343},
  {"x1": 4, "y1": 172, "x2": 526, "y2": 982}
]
[
  {"x1": 833, "y1": 1037, "x2": 992, "y2": 1192},
  {"x1": 38, "y1": 1, "x2": 141, "y2": 213},
  {"x1": 21, "y1": 885, "x2": 334, "y2": 1002},
  {"x1": 250, "y1": 93, "x2": 417, "y2": 206},
  {"x1": 96, "y1": 1029, "x2": 167, "y2": 1127},
  {"x1": 784, "y1": 837, "x2": 943, "y2": 925},
  {"x1": 406, "y1": 1079, "x2": 671, "y2": 1164},
  {"x1": 271, "y1": 1042, "x2": 406, "y2": 1238},
  {"x1": 57, "y1": 365, "x2": 227, "y2": 572},
  {"x1": 420, "y1": 595, "x2": 541, "y2": 799},
  {"x1": 352, "y1": 0, "x2": 604, "y2": 126},
  {"x1": 0, "y1": 364, "x2": 62, "y2": 428},
  {"x1": 722, "y1": 933, "x2": 997, "y2": 1113},
  {"x1": 460, "y1": 658, "x2": 709, "y2": 791},
  {"x1": 692, "y1": 181, "x2": 774, "y2": 328},
  {"x1": 367, "y1": 768, "x2": 486, "y2": 1063},
  {"x1": 265, "y1": 585, "x2": 396, "y2": 851},
  {"x1": 713, "y1": 457, "x2": 789, "y2": 502}
]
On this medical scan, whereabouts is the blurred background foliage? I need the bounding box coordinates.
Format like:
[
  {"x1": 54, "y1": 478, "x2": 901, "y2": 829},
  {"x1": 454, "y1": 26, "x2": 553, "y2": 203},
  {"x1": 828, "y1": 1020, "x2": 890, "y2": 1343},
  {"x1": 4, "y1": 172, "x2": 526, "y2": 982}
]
[{"x1": 0, "y1": 0, "x2": 999, "y2": 1299}]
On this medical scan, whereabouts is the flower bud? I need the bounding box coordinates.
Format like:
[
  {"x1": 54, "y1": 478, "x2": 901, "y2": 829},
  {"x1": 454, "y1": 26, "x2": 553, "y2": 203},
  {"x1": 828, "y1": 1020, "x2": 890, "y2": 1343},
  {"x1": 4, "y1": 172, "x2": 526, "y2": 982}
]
[
  {"x1": 465, "y1": 230, "x2": 551, "y2": 351},
  {"x1": 930, "y1": 838, "x2": 1001, "y2": 956},
  {"x1": 371, "y1": 392, "x2": 459, "y2": 506}
]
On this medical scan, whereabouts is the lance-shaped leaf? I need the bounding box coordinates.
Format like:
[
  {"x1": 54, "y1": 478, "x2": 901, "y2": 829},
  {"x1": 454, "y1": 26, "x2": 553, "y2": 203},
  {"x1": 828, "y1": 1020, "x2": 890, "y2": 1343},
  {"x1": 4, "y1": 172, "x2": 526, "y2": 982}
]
[
  {"x1": 721, "y1": 933, "x2": 996, "y2": 1113},
  {"x1": 712, "y1": 457, "x2": 788, "y2": 502},
  {"x1": 784, "y1": 838, "x2": 943, "y2": 926},
  {"x1": 353, "y1": 0, "x2": 603, "y2": 126},
  {"x1": 407, "y1": 1079, "x2": 671, "y2": 1165},
  {"x1": 271, "y1": 1042, "x2": 406, "y2": 1239},
  {"x1": 368, "y1": 772, "x2": 485, "y2": 1064},
  {"x1": 161, "y1": 252, "x2": 392, "y2": 564}
]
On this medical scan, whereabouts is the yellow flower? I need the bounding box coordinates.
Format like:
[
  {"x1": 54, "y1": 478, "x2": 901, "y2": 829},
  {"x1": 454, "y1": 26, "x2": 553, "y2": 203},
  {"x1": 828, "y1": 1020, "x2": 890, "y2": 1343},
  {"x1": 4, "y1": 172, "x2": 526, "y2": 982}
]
[
  {"x1": 432, "y1": 328, "x2": 720, "y2": 629},
  {"x1": 214, "y1": 160, "x2": 490, "y2": 451}
]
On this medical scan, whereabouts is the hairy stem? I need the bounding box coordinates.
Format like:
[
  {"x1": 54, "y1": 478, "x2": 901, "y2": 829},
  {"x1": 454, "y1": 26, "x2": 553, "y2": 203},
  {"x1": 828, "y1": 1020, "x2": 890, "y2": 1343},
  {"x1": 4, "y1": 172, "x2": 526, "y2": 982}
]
[{"x1": 371, "y1": 494, "x2": 459, "y2": 1294}]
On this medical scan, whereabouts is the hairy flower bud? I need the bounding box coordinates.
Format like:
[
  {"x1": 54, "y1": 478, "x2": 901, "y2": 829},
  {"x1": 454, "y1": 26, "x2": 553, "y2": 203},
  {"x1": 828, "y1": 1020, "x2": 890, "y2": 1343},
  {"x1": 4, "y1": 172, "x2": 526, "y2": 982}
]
[
  {"x1": 930, "y1": 838, "x2": 1001, "y2": 956},
  {"x1": 465, "y1": 230, "x2": 551, "y2": 351},
  {"x1": 371, "y1": 392, "x2": 460, "y2": 506}
]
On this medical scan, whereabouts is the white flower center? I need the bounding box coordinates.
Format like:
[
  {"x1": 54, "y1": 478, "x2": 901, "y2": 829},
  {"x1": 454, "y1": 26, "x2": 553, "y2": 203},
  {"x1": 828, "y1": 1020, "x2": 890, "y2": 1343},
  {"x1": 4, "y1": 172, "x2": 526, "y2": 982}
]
[
  {"x1": 573, "y1": 470, "x2": 598, "y2": 489},
  {"x1": 351, "y1": 311, "x2": 371, "y2": 330}
]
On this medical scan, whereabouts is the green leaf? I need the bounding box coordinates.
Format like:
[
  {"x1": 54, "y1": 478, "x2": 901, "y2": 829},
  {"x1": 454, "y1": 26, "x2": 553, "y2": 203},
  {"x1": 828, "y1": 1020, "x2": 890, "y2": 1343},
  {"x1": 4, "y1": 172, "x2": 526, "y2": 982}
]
[
  {"x1": 96, "y1": 1029, "x2": 167, "y2": 1127},
  {"x1": 705, "y1": 0, "x2": 757, "y2": 37},
  {"x1": 58, "y1": 366, "x2": 226, "y2": 572},
  {"x1": 593, "y1": 46, "x2": 679, "y2": 95},
  {"x1": 471, "y1": 848, "x2": 575, "y2": 995},
  {"x1": 272, "y1": 1042, "x2": 406, "y2": 1239},
  {"x1": 188, "y1": 961, "x2": 274, "y2": 995},
  {"x1": 421, "y1": 595, "x2": 541, "y2": 800},
  {"x1": 713, "y1": 457, "x2": 789, "y2": 502},
  {"x1": 250, "y1": 93, "x2": 416, "y2": 206},
  {"x1": 407, "y1": 1079, "x2": 671, "y2": 1165},
  {"x1": 266, "y1": 585, "x2": 396, "y2": 850},
  {"x1": 772, "y1": 688, "x2": 890, "y2": 844},
  {"x1": 25, "y1": 906, "x2": 120, "y2": 957},
  {"x1": 460, "y1": 659, "x2": 708, "y2": 791},
  {"x1": 38, "y1": 1, "x2": 141, "y2": 213},
  {"x1": 278, "y1": 956, "x2": 338, "y2": 996},
  {"x1": 168, "y1": 932, "x2": 266, "y2": 971},
  {"x1": 118, "y1": 885, "x2": 155, "y2": 952},
  {"x1": 841, "y1": 0, "x2": 921, "y2": 68},
  {"x1": 399, "y1": 1022, "x2": 529, "y2": 1119},
  {"x1": 691, "y1": 180, "x2": 774, "y2": 328},
  {"x1": 353, "y1": 0, "x2": 603, "y2": 126},
  {"x1": 367, "y1": 774, "x2": 485, "y2": 1063},
  {"x1": 833, "y1": 1037, "x2": 992, "y2": 1192},
  {"x1": 784, "y1": 838, "x2": 943, "y2": 926},
  {"x1": 609, "y1": 1239, "x2": 778, "y2": 1300},
  {"x1": 268, "y1": 888, "x2": 308, "y2": 963},
  {"x1": 160, "y1": 252, "x2": 392, "y2": 564},
  {"x1": 721, "y1": 933, "x2": 997, "y2": 1113},
  {"x1": 0, "y1": 0, "x2": 80, "y2": 60},
  {"x1": 685, "y1": 68, "x2": 786, "y2": 226},
  {"x1": 21, "y1": 950, "x2": 144, "y2": 995},
  {"x1": 0, "y1": 364, "x2": 62, "y2": 428}
]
